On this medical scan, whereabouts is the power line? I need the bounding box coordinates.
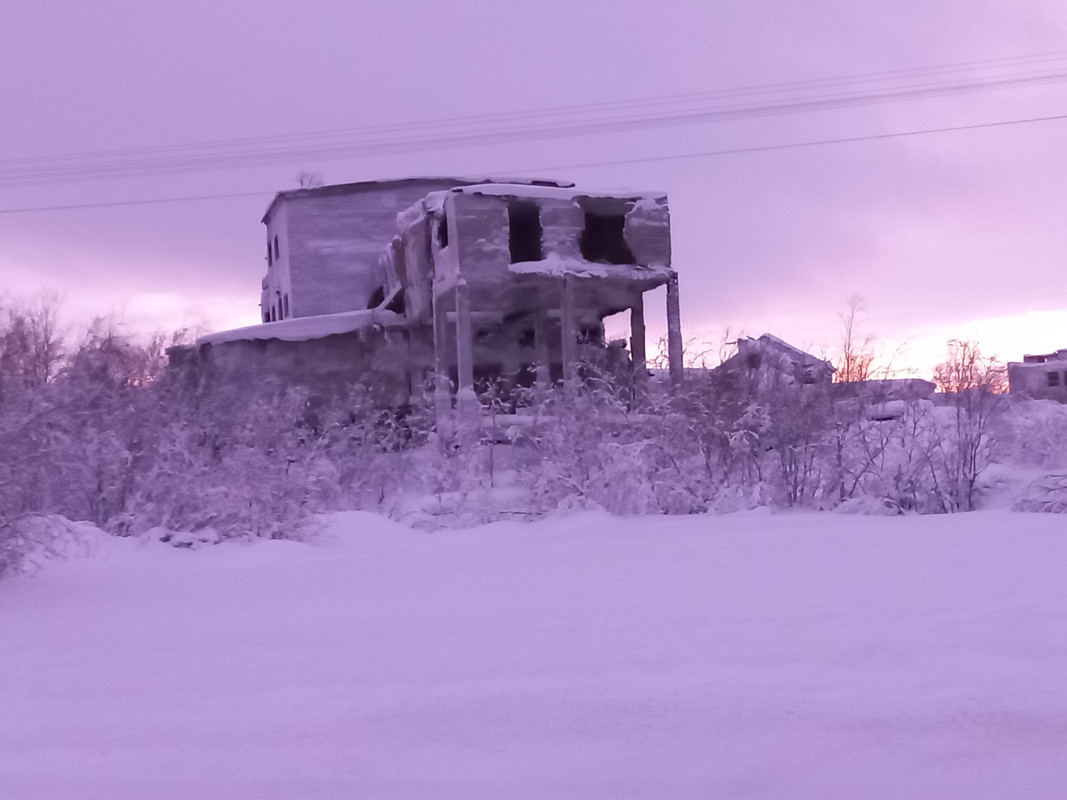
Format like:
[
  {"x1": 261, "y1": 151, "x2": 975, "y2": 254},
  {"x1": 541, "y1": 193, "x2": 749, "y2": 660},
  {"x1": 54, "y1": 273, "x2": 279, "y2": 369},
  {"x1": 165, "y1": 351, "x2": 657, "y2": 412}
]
[
  {"x1": 513, "y1": 113, "x2": 1067, "y2": 174},
  {"x1": 2, "y1": 111, "x2": 1064, "y2": 215},
  {"x1": 3, "y1": 53, "x2": 1067, "y2": 188},
  {"x1": 6, "y1": 49, "x2": 1066, "y2": 167}
]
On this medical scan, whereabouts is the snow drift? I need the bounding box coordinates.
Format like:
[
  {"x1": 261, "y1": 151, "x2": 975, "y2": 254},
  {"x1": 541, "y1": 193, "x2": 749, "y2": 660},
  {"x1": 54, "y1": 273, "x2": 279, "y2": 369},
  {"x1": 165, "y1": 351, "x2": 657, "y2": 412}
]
[{"x1": 2, "y1": 509, "x2": 1066, "y2": 799}]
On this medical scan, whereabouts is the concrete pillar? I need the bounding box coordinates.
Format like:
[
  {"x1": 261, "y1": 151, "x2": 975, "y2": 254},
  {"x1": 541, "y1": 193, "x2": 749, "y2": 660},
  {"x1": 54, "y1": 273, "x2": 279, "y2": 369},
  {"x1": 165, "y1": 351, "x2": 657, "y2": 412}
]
[
  {"x1": 431, "y1": 286, "x2": 451, "y2": 425},
  {"x1": 533, "y1": 299, "x2": 551, "y2": 388},
  {"x1": 454, "y1": 279, "x2": 478, "y2": 423},
  {"x1": 666, "y1": 275, "x2": 684, "y2": 385},
  {"x1": 630, "y1": 293, "x2": 647, "y2": 387},
  {"x1": 560, "y1": 276, "x2": 577, "y2": 383}
]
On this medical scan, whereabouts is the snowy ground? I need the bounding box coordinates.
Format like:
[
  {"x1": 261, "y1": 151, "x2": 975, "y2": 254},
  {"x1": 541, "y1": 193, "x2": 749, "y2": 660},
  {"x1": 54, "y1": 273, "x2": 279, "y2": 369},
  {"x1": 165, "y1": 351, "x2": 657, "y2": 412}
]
[{"x1": 3, "y1": 509, "x2": 1067, "y2": 799}]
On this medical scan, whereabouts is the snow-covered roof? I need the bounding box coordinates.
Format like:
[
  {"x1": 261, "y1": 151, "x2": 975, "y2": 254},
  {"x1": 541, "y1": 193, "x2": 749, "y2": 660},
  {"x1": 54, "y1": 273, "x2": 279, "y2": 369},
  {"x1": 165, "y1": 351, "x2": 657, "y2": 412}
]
[
  {"x1": 404, "y1": 182, "x2": 668, "y2": 224},
  {"x1": 197, "y1": 308, "x2": 405, "y2": 347},
  {"x1": 447, "y1": 183, "x2": 667, "y2": 203},
  {"x1": 262, "y1": 177, "x2": 575, "y2": 223},
  {"x1": 747, "y1": 334, "x2": 834, "y2": 368}
]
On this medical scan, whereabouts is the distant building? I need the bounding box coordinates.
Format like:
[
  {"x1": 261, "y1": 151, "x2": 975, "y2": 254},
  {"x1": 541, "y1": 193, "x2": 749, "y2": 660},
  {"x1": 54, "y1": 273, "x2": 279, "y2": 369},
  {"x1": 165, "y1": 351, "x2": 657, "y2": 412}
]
[{"x1": 1007, "y1": 349, "x2": 1067, "y2": 402}]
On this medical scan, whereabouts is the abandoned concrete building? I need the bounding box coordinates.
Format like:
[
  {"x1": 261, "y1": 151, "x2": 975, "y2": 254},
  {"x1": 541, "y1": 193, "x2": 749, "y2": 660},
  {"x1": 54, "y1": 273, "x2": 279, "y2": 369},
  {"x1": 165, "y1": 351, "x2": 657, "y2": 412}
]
[
  {"x1": 1007, "y1": 349, "x2": 1067, "y2": 402},
  {"x1": 193, "y1": 177, "x2": 682, "y2": 413}
]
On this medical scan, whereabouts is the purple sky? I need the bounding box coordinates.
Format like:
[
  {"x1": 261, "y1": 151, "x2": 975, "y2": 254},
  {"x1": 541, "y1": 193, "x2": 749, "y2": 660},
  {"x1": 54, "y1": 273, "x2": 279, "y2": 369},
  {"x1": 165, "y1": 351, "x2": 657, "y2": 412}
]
[{"x1": 3, "y1": 1, "x2": 1066, "y2": 375}]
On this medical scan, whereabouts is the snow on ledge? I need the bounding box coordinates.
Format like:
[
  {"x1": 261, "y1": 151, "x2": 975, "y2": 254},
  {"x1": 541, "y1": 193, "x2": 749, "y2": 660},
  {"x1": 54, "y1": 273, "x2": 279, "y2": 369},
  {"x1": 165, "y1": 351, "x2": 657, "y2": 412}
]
[
  {"x1": 197, "y1": 308, "x2": 406, "y2": 346},
  {"x1": 452, "y1": 183, "x2": 667, "y2": 203},
  {"x1": 509, "y1": 253, "x2": 674, "y2": 281}
]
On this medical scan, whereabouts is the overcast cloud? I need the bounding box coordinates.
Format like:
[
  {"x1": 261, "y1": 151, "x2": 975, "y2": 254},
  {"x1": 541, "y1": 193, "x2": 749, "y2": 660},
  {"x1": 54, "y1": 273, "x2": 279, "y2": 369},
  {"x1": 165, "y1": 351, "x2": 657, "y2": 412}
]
[{"x1": 3, "y1": 0, "x2": 1066, "y2": 374}]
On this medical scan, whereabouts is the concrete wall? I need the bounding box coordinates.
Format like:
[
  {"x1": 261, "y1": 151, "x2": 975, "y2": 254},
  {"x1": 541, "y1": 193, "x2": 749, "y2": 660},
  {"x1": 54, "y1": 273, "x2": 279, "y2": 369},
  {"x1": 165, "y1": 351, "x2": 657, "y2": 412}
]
[
  {"x1": 625, "y1": 198, "x2": 671, "y2": 268},
  {"x1": 263, "y1": 180, "x2": 468, "y2": 319},
  {"x1": 449, "y1": 193, "x2": 510, "y2": 287},
  {"x1": 539, "y1": 198, "x2": 585, "y2": 262},
  {"x1": 197, "y1": 327, "x2": 413, "y2": 407},
  {"x1": 261, "y1": 202, "x2": 292, "y2": 321}
]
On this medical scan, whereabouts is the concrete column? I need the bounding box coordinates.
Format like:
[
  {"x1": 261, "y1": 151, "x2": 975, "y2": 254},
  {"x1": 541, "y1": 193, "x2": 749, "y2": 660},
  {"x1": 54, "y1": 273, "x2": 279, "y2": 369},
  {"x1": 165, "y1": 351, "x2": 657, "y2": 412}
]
[
  {"x1": 666, "y1": 275, "x2": 684, "y2": 384},
  {"x1": 454, "y1": 279, "x2": 477, "y2": 422},
  {"x1": 533, "y1": 299, "x2": 551, "y2": 388},
  {"x1": 560, "y1": 276, "x2": 577, "y2": 383},
  {"x1": 431, "y1": 285, "x2": 451, "y2": 424},
  {"x1": 630, "y1": 293, "x2": 647, "y2": 387}
]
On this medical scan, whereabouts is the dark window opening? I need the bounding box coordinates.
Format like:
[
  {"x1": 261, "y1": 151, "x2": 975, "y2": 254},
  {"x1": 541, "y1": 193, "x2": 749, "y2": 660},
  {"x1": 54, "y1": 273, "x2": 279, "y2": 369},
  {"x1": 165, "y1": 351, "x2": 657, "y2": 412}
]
[
  {"x1": 283, "y1": 294, "x2": 290, "y2": 318},
  {"x1": 267, "y1": 241, "x2": 273, "y2": 266},
  {"x1": 578, "y1": 324, "x2": 604, "y2": 345},
  {"x1": 385, "y1": 288, "x2": 405, "y2": 315},
  {"x1": 518, "y1": 328, "x2": 535, "y2": 348},
  {"x1": 508, "y1": 200, "x2": 543, "y2": 263},
  {"x1": 1049, "y1": 371, "x2": 1061, "y2": 387},
  {"x1": 437, "y1": 214, "x2": 449, "y2": 248},
  {"x1": 263, "y1": 310, "x2": 270, "y2": 323},
  {"x1": 516, "y1": 364, "x2": 537, "y2": 388},
  {"x1": 273, "y1": 235, "x2": 279, "y2": 260},
  {"x1": 269, "y1": 306, "x2": 276, "y2": 322},
  {"x1": 580, "y1": 211, "x2": 634, "y2": 265}
]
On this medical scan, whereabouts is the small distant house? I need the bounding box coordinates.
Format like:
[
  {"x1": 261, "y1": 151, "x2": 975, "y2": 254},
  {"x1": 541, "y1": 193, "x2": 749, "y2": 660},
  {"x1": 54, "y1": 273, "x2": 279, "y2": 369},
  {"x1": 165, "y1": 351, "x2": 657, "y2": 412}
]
[
  {"x1": 188, "y1": 177, "x2": 683, "y2": 414},
  {"x1": 1007, "y1": 349, "x2": 1067, "y2": 402},
  {"x1": 716, "y1": 334, "x2": 834, "y2": 390}
]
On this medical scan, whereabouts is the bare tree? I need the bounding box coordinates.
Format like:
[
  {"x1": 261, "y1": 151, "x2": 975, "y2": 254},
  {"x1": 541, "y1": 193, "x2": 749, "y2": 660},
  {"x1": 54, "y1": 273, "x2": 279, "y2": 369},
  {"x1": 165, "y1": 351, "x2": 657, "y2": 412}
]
[
  {"x1": 834, "y1": 295, "x2": 876, "y2": 384},
  {"x1": 930, "y1": 339, "x2": 1007, "y2": 511}
]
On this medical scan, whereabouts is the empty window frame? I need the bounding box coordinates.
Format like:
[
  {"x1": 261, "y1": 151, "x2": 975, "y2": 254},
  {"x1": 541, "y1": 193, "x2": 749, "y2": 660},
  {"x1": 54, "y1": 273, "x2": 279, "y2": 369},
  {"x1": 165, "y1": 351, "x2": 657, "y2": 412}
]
[
  {"x1": 508, "y1": 200, "x2": 543, "y2": 263},
  {"x1": 578, "y1": 198, "x2": 635, "y2": 265},
  {"x1": 1049, "y1": 371, "x2": 1062, "y2": 387},
  {"x1": 283, "y1": 294, "x2": 290, "y2": 318},
  {"x1": 437, "y1": 214, "x2": 449, "y2": 248},
  {"x1": 273, "y1": 235, "x2": 280, "y2": 260}
]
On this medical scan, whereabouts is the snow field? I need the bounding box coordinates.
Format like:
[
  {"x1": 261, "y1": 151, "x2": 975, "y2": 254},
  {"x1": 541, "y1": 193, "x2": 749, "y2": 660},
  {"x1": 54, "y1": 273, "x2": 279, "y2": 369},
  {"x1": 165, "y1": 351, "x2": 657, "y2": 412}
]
[{"x1": 2, "y1": 509, "x2": 1066, "y2": 799}]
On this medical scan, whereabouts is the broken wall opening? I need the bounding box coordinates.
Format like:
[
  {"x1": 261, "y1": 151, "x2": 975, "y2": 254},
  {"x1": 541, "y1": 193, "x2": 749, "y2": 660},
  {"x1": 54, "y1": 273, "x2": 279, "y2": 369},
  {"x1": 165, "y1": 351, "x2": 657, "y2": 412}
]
[
  {"x1": 436, "y1": 214, "x2": 449, "y2": 248},
  {"x1": 578, "y1": 197, "x2": 635, "y2": 265},
  {"x1": 508, "y1": 200, "x2": 543, "y2": 263}
]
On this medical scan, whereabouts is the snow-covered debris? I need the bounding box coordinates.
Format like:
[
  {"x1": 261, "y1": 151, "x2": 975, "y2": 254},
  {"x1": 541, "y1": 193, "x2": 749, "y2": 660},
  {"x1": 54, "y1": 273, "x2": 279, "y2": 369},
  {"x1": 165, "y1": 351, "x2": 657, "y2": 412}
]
[{"x1": 197, "y1": 307, "x2": 405, "y2": 346}]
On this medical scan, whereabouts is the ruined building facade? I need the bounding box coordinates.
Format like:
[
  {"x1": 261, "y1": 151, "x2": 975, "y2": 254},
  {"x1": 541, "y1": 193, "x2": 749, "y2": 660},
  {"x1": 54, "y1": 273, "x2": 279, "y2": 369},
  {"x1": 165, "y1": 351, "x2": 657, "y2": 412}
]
[{"x1": 193, "y1": 178, "x2": 682, "y2": 413}]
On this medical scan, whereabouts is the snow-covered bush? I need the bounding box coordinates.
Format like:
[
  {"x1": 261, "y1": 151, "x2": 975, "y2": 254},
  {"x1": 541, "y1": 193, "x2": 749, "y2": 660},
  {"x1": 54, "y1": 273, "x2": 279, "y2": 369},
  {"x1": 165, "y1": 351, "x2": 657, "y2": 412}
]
[
  {"x1": 998, "y1": 398, "x2": 1067, "y2": 470},
  {"x1": 119, "y1": 381, "x2": 341, "y2": 541},
  {"x1": 505, "y1": 375, "x2": 703, "y2": 515},
  {"x1": 1014, "y1": 473, "x2": 1067, "y2": 513}
]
